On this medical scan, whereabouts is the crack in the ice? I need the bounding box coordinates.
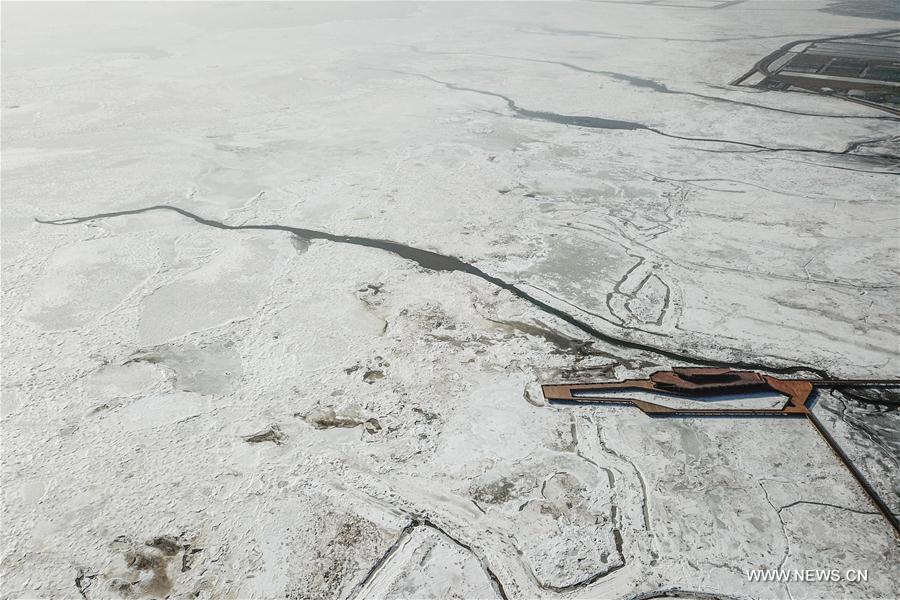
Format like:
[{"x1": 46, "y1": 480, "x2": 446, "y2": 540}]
[
  {"x1": 534, "y1": 24, "x2": 805, "y2": 44},
  {"x1": 644, "y1": 172, "x2": 866, "y2": 204},
  {"x1": 698, "y1": 138, "x2": 900, "y2": 160},
  {"x1": 517, "y1": 280, "x2": 668, "y2": 336},
  {"x1": 347, "y1": 521, "x2": 417, "y2": 599},
  {"x1": 520, "y1": 468, "x2": 629, "y2": 591},
  {"x1": 606, "y1": 252, "x2": 673, "y2": 328},
  {"x1": 37, "y1": 205, "x2": 860, "y2": 383},
  {"x1": 571, "y1": 413, "x2": 614, "y2": 486},
  {"x1": 387, "y1": 70, "x2": 899, "y2": 162},
  {"x1": 595, "y1": 418, "x2": 652, "y2": 534},
  {"x1": 419, "y1": 518, "x2": 510, "y2": 600},
  {"x1": 536, "y1": 556, "x2": 627, "y2": 593},
  {"x1": 777, "y1": 499, "x2": 881, "y2": 516},
  {"x1": 348, "y1": 518, "x2": 509, "y2": 600},
  {"x1": 513, "y1": 530, "x2": 627, "y2": 593},
  {"x1": 763, "y1": 156, "x2": 899, "y2": 175},
  {"x1": 758, "y1": 480, "x2": 792, "y2": 589},
  {"x1": 393, "y1": 70, "x2": 647, "y2": 130},
  {"x1": 594, "y1": 217, "x2": 898, "y2": 291},
  {"x1": 405, "y1": 46, "x2": 897, "y2": 121},
  {"x1": 806, "y1": 409, "x2": 900, "y2": 535},
  {"x1": 37, "y1": 204, "x2": 847, "y2": 381},
  {"x1": 570, "y1": 413, "x2": 627, "y2": 584}
]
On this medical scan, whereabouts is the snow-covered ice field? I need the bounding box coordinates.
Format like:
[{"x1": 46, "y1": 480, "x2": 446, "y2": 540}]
[{"x1": 2, "y1": 2, "x2": 898, "y2": 599}]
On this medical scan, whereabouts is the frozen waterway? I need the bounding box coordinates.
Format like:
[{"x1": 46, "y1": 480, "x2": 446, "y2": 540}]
[{"x1": 37, "y1": 205, "x2": 895, "y2": 386}]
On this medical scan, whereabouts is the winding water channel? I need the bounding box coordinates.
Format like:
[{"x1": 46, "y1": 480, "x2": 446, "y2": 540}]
[{"x1": 34, "y1": 205, "x2": 866, "y2": 380}]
